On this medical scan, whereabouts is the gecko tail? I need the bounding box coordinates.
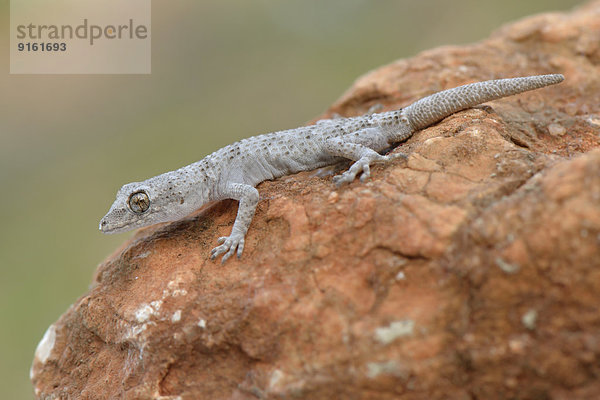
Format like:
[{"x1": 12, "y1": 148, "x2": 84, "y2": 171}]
[{"x1": 403, "y1": 74, "x2": 564, "y2": 131}]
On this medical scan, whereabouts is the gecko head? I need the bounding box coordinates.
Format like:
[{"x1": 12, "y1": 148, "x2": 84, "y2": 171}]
[
  {"x1": 100, "y1": 182, "x2": 155, "y2": 234},
  {"x1": 99, "y1": 179, "x2": 191, "y2": 234}
]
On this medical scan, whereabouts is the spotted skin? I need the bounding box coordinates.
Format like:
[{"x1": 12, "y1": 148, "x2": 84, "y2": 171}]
[{"x1": 100, "y1": 74, "x2": 564, "y2": 263}]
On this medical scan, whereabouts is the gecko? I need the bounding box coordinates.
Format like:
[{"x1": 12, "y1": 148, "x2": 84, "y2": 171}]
[{"x1": 100, "y1": 74, "x2": 564, "y2": 263}]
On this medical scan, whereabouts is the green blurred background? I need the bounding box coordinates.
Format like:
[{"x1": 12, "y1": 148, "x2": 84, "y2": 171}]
[{"x1": 0, "y1": 0, "x2": 583, "y2": 398}]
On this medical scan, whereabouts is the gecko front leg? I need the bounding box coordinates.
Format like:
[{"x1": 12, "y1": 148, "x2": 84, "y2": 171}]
[
  {"x1": 324, "y1": 127, "x2": 407, "y2": 186},
  {"x1": 210, "y1": 182, "x2": 259, "y2": 264}
]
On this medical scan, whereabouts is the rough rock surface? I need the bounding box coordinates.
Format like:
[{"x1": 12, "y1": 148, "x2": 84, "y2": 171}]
[{"x1": 32, "y1": 2, "x2": 600, "y2": 399}]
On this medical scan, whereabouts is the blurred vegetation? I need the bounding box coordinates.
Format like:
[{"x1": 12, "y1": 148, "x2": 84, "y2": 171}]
[{"x1": 0, "y1": 0, "x2": 583, "y2": 398}]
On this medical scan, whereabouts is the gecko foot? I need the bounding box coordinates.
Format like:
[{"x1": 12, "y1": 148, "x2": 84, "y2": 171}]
[
  {"x1": 333, "y1": 152, "x2": 407, "y2": 187},
  {"x1": 210, "y1": 233, "x2": 245, "y2": 264}
]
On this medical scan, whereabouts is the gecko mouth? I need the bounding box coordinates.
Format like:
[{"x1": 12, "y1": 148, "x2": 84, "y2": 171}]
[
  {"x1": 99, "y1": 217, "x2": 133, "y2": 234},
  {"x1": 99, "y1": 218, "x2": 116, "y2": 234}
]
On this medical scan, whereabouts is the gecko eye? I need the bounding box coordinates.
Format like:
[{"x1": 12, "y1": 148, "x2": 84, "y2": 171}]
[{"x1": 128, "y1": 191, "x2": 150, "y2": 214}]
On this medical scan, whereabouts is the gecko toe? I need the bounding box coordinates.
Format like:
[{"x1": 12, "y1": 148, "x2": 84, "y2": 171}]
[
  {"x1": 210, "y1": 245, "x2": 226, "y2": 259},
  {"x1": 237, "y1": 239, "x2": 245, "y2": 258},
  {"x1": 333, "y1": 175, "x2": 349, "y2": 186},
  {"x1": 359, "y1": 164, "x2": 371, "y2": 181},
  {"x1": 211, "y1": 234, "x2": 245, "y2": 264},
  {"x1": 333, "y1": 170, "x2": 357, "y2": 186},
  {"x1": 220, "y1": 241, "x2": 238, "y2": 264},
  {"x1": 220, "y1": 252, "x2": 230, "y2": 265}
]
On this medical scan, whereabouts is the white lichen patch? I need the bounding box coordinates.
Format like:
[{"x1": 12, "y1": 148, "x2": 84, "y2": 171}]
[
  {"x1": 150, "y1": 300, "x2": 163, "y2": 311},
  {"x1": 269, "y1": 369, "x2": 285, "y2": 389},
  {"x1": 122, "y1": 276, "x2": 192, "y2": 347},
  {"x1": 34, "y1": 324, "x2": 56, "y2": 364},
  {"x1": 586, "y1": 116, "x2": 600, "y2": 127},
  {"x1": 167, "y1": 278, "x2": 181, "y2": 290},
  {"x1": 198, "y1": 319, "x2": 206, "y2": 329},
  {"x1": 171, "y1": 310, "x2": 182, "y2": 323},
  {"x1": 135, "y1": 304, "x2": 156, "y2": 323},
  {"x1": 495, "y1": 257, "x2": 520, "y2": 274},
  {"x1": 375, "y1": 320, "x2": 415, "y2": 345},
  {"x1": 467, "y1": 127, "x2": 482, "y2": 137},
  {"x1": 134, "y1": 299, "x2": 164, "y2": 324},
  {"x1": 166, "y1": 279, "x2": 188, "y2": 297},
  {"x1": 126, "y1": 322, "x2": 149, "y2": 340},
  {"x1": 366, "y1": 360, "x2": 405, "y2": 379},
  {"x1": 133, "y1": 251, "x2": 151, "y2": 260},
  {"x1": 522, "y1": 309, "x2": 538, "y2": 330},
  {"x1": 171, "y1": 288, "x2": 187, "y2": 297}
]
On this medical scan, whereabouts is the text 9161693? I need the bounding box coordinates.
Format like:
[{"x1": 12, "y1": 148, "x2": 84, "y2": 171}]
[{"x1": 17, "y1": 42, "x2": 67, "y2": 52}]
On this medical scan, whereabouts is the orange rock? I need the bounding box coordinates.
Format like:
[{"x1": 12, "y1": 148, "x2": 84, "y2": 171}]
[{"x1": 31, "y1": 2, "x2": 600, "y2": 399}]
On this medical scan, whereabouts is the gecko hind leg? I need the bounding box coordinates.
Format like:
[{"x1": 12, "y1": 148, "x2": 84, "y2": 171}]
[
  {"x1": 332, "y1": 152, "x2": 406, "y2": 186},
  {"x1": 324, "y1": 131, "x2": 407, "y2": 186}
]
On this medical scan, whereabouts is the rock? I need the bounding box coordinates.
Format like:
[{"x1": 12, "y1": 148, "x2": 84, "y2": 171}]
[
  {"x1": 31, "y1": 2, "x2": 600, "y2": 399},
  {"x1": 548, "y1": 122, "x2": 567, "y2": 136}
]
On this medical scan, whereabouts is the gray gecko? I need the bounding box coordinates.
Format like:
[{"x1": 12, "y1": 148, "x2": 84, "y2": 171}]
[{"x1": 100, "y1": 74, "x2": 564, "y2": 263}]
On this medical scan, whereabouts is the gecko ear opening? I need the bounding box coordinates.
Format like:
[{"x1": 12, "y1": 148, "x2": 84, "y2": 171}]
[{"x1": 128, "y1": 191, "x2": 150, "y2": 214}]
